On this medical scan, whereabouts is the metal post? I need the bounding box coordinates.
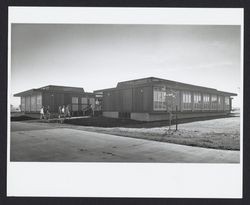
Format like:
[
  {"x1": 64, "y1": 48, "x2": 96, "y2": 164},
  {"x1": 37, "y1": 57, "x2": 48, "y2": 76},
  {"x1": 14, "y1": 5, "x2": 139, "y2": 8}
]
[
  {"x1": 175, "y1": 105, "x2": 178, "y2": 131},
  {"x1": 169, "y1": 111, "x2": 171, "y2": 130}
]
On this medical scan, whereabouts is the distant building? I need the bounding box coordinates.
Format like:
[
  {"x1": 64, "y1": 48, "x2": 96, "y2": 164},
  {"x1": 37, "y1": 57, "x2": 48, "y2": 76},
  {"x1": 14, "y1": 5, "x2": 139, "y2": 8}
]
[
  {"x1": 94, "y1": 77, "x2": 237, "y2": 121},
  {"x1": 14, "y1": 85, "x2": 95, "y2": 115}
]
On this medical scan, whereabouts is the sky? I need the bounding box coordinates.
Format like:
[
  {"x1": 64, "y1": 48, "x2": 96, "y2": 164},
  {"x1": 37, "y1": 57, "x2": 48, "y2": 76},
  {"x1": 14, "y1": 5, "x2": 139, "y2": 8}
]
[{"x1": 11, "y1": 24, "x2": 241, "y2": 108}]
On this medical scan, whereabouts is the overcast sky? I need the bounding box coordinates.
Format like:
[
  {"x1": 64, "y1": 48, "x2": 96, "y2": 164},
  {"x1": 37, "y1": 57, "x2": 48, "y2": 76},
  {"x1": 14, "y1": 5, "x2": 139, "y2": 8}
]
[{"x1": 11, "y1": 24, "x2": 241, "y2": 107}]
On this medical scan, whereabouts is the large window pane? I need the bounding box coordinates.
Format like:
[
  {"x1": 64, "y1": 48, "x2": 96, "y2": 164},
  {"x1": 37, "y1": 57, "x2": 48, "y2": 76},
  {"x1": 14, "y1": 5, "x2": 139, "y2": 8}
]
[
  {"x1": 194, "y1": 93, "x2": 201, "y2": 109},
  {"x1": 21, "y1": 97, "x2": 25, "y2": 112},
  {"x1": 153, "y1": 86, "x2": 166, "y2": 111},
  {"x1": 203, "y1": 94, "x2": 210, "y2": 110},
  {"x1": 72, "y1": 97, "x2": 78, "y2": 111},
  {"x1": 182, "y1": 91, "x2": 191, "y2": 110},
  {"x1": 36, "y1": 94, "x2": 42, "y2": 111},
  {"x1": 31, "y1": 95, "x2": 36, "y2": 112}
]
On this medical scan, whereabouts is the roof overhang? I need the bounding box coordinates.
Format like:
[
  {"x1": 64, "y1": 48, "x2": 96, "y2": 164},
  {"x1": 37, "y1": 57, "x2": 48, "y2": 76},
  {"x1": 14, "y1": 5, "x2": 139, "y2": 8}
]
[{"x1": 14, "y1": 89, "x2": 42, "y2": 97}]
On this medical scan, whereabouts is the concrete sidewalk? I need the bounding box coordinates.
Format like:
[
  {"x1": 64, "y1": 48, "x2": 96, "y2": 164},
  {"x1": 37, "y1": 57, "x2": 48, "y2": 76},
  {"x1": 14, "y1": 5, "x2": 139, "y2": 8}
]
[{"x1": 10, "y1": 122, "x2": 240, "y2": 163}]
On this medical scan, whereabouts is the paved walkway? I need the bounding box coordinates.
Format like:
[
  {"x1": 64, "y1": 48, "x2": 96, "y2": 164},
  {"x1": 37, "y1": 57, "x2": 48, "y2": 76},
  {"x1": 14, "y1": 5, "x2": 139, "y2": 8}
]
[{"x1": 10, "y1": 122, "x2": 240, "y2": 163}]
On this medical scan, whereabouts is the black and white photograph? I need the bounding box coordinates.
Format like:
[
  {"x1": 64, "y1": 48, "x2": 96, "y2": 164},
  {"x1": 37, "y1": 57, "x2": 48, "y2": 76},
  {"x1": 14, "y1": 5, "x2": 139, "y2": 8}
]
[
  {"x1": 10, "y1": 24, "x2": 241, "y2": 163},
  {"x1": 7, "y1": 7, "x2": 243, "y2": 198}
]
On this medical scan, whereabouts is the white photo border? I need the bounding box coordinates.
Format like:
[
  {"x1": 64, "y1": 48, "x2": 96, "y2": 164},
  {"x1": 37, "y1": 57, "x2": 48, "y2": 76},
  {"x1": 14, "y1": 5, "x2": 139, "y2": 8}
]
[{"x1": 7, "y1": 7, "x2": 244, "y2": 198}]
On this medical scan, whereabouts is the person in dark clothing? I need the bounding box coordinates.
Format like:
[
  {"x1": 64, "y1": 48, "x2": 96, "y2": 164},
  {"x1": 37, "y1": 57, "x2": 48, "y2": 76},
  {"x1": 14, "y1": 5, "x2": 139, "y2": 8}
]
[
  {"x1": 46, "y1": 105, "x2": 51, "y2": 119},
  {"x1": 58, "y1": 106, "x2": 62, "y2": 119},
  {"x1": 66, "y1": 105, "x2": 71, "y2": 118}
]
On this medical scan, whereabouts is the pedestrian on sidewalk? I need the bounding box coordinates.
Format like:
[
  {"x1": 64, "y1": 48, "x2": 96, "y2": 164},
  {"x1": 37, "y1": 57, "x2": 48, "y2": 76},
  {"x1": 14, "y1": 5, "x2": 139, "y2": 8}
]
[
  {"x1": 58, "y1": 106, "x2": 62, "y2": 119},
  {"x1": 62, "y1": 105, "x2": 65, "y2": 118},
  {"x1": 40, "y1": 106, "x2": 45, "y2": 119},
  {"x1": 66, "y1": 105, "x2": 71, "y2": 118},
  {"x1": 46, "y1": 105, "x2": 51, "y2": 120}
]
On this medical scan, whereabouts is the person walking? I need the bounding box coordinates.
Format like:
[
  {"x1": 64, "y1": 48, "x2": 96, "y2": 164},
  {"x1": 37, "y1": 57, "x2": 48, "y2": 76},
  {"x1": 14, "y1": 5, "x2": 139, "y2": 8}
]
[
  {"x1": 66, "y1": 105, "x2": 71, "y2": 118},
  {"x1": 40, "y1": 106, "x2": 45, "y2": 119},
  {"x1": 62, "y1": 105, "x2": 65, "y2": 118},
  {"x1": 46, "y1": 105, "x2": 51, "y2": 120},
  {"x1": 58, "y1": 106, "x2": 62, "y2": 119}
]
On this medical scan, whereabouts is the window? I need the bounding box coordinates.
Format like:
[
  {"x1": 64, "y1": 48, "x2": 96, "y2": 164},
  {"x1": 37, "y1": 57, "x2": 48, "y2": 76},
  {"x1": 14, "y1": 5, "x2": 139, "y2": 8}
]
[
  {"x1": 72, "y1": 97, "x2": 78, "y2": 111},
  {"x1": 81, "y1": 97, "x2": 88, "y2": 104},
  {"x1": 25, "y1": 96, "x2": 31, "y2": 112},
  {"x1": 182, "y1": 91, "x2": 191, "y2": 110},
  {"x1": 21, "y1": 97, "x2": 25, "y2": 112},
  {"x1": 153, "y1": 86, "x2": 166, "y2": 111},
  {"x1": 218, "y1": 96, "x2": 223, "y2": 110},
  {"x1": 36, "y1": 94, "x2": 42, "y2": 111},
  {"x1": 194, "y1": 93, "x2": 201, "y2": 109},
  {"x1": 203, "y1": 94, "x2": 210, "y2": 110},
  {"x1": 31, "y1": 95, "x2": 36, "y2": 112},
  {"x1": 225, "y1": 97, "x2": 230, "y2": 110},
  {"x1": 89, "y1": 98, "x2": 95, "y2": 106},
  {"x1": 165, "y1": 89, "x2": 179, "y2": 111},
  {"x1": 81, "y1": 97, "x2": 88, "y2": 110},
  {"x1": 211, "y1": 95, "x2": 217, "y2": 110}
]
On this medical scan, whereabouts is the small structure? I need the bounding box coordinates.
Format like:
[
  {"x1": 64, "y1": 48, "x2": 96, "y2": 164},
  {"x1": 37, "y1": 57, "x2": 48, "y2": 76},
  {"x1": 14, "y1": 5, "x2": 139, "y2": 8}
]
[
  {"x1": 14, "y1": 85, "x2": 95, "y2": 116},
  {"x1": 94, "y1": 77, "x2": 237, "y2": 121}
]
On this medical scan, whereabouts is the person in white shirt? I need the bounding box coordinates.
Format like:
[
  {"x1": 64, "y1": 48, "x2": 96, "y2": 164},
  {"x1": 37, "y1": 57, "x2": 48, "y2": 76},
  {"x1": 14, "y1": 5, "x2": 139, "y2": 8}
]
[
  {"x1": 40, "y1": 106, "x2": 44, "y2": 119},
  {"x1": 62, "y1": 105, "x2": 65, "y2": 118}
]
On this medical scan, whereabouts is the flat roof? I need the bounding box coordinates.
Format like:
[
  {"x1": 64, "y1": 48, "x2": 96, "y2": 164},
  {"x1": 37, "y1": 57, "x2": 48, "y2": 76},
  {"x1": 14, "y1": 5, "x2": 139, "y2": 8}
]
[
  {"x1": 95, "y1": 77, "x2": 237, "y2": 96},
  {"x1": 14, "y1": 85, "x2": 87, "y2": 97}
]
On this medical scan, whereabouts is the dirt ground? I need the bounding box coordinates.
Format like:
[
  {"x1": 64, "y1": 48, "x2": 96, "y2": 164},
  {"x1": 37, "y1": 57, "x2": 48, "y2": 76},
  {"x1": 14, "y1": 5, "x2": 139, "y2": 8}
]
[
  {"x1": 74, "y1": 116, "x2": 240, "y2": 150},
  {"x1": 11, "y1": 113, "x2": 240, "y2": 150}
]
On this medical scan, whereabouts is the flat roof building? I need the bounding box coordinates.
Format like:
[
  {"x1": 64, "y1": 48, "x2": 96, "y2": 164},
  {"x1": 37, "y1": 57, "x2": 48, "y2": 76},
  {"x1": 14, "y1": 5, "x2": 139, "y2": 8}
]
[
  {"x1": 94, "y1": 77, "x2": 237, "y2": 121},
  {"x1": 14, "y1": 85, "x2": 95, "y2": 115}
]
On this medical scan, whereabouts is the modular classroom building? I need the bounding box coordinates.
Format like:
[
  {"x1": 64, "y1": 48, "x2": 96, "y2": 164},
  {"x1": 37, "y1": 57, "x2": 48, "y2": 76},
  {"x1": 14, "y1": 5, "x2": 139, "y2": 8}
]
[
  {"x1": 14, "y1": 85, "x2": 95, "y2": 116},
  {"x1": 94, "y1": 77, "x2": 237, "y2": 121}
]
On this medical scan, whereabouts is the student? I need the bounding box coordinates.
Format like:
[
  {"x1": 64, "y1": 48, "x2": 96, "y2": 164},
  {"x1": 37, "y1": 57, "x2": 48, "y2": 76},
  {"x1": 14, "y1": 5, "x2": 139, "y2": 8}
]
[
  {"x1": 66, "y1": 105, "x2": 71, "y2": 118},
  {"x1": 40, "y1": 106, "x2": 44, "y2": 119},
  {"x1": 46, "y1": 105, "x2": 51, "y2": 120},
  {"x1": 58, "y1": 106, "x2": 62, "y2": 119},
  {"x1": 90, "y1": 104, "x2": 94, "y2": 116},
  {"x1": 62, "y1": 105, "x2": 65, "y2": 118}
]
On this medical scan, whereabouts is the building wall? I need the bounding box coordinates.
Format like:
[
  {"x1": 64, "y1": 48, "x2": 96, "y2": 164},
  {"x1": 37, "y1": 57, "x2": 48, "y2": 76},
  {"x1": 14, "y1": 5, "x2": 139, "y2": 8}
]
[
  {"x1": 22, "y1": 93, "x2": 42, "y2": 113},
  {"x1": 151, "y1": 89, "x2": 231, "y2": 113},
  {"x1": 130, "y1": 111, "x2": 230, "y2": 122},
  {"x1": 102, "y1": 86, "x2": 153, "y2": 113},
  {"x1": 42, "y1": 92, "x2": 95, "y2": 113},
  {"x1": 101, "y1": 84, "x2": 233, "y2": 121}
]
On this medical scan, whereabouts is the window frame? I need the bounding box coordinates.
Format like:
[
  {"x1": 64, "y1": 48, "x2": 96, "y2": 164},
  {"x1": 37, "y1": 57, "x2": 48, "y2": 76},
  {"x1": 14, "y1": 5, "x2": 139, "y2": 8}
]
[{"x1": 153, "y1": 86, "x2": 167, "y2": 111}]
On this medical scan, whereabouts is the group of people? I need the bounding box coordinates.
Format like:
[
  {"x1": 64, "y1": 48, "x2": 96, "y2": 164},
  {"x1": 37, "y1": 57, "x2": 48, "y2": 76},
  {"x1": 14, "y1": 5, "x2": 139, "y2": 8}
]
[
  {"x1": 58, "y1": 105, "x2": 71, "y2": 119},
  {"x1": 40, "y1": 105, "x2": 71, "y2": 120},
  {"x1": 40, "y1": 105, "x2": 51, "y2": 120}
]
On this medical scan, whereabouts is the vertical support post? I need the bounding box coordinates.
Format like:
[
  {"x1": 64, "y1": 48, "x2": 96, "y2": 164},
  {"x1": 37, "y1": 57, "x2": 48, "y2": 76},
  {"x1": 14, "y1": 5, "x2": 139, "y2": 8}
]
[
  {"x1": 169, "y1": 111, "x2": 172, "y2": 130},
  {"x1": 191, "y1": 92, "x2": 194, "y2": 111},
  {"x1": 175, "y1": 105, "x2": 178, "y2": 131},
  {"x1": 229, "y1": 97, "x2": 232, "y2": 112}
]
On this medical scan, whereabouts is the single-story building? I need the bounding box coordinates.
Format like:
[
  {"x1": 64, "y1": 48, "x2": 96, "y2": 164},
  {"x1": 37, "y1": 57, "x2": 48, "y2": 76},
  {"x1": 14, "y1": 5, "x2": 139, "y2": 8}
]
[
  {"x1": 14, "y1": 85, "x2": 95, "y2": 115},
  {"x1": 94, "y1": 77, "x2": 237, "y2": 121}
]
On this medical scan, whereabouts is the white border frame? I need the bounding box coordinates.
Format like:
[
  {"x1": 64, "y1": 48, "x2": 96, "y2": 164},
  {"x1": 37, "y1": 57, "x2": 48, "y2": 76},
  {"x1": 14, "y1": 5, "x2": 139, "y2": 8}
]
[{"x1": 7, "y1": 7, "x2": 244, "y2": 198}]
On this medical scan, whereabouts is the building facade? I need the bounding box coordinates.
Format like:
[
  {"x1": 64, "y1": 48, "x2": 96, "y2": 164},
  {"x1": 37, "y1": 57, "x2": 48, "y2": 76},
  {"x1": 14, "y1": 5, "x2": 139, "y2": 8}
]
[
  {"x1": 14, "y1": 85, "x2": 95, "y2": 115},
  {"x1": 94, "y1": 77, "x2": 237, "y2": 121}
]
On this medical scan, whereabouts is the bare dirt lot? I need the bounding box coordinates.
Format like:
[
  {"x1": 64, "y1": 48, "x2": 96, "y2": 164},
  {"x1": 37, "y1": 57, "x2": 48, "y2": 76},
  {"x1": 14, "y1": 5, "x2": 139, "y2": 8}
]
[
  {"x1": 71, "y1": 116, "x2": 240, "y2": 150},
  {"x1": 11, "y1": 113, "x2": 240, "y2": 150}
]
